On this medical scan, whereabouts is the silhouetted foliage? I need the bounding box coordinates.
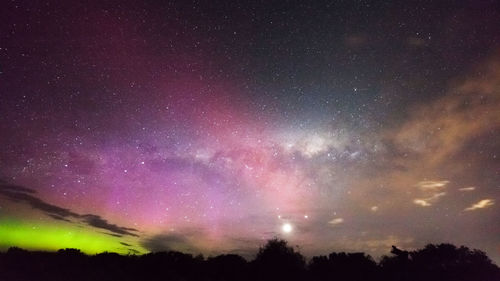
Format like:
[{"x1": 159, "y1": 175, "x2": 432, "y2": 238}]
[
  {"x1": 309, "y1": 252, "x2": 379, "y2": 281},
  {"x1": 206, "y1": 254, "x2": 248, "y2": 281},
  {"x1": 0, "y1": 241, "x2": 498, "y2": 281},
  {"x1": 380, "y1": 243, "x2": 500, "y2": 281},
  {"x1": 252, "y1": 238, "x2": 306, "y2": 281}
]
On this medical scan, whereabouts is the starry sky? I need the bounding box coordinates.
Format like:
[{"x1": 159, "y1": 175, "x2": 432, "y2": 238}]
[{"x1": 1, "y1": 0, "x2": 499, "y2": 262}]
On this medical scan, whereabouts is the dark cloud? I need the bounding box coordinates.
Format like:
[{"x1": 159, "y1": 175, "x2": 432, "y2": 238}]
[
  {"x1": 81, "y1": 214, "x2": 138, "y2": 237},
  {"x1": 47, "y1": 214, "x2": 72, "y2": 222},
  {"x1": 104, "y1": 233, "x2": 124, "y2": 238},
  {"x1": 127, "y1": 248, "x2": 141, "y2": 254},
  {"x1": 0, "y1": 181, "x2": 79, "y2": 218},
  {"x1": 0, "y1": 180, "x2": 139, "y2": 238},
  {"x1": 0, "y1": 180, "x2": 37, "y2": 194},
  {"x1": 141, "y1": 232, "x2": 202, "y2": 253}
]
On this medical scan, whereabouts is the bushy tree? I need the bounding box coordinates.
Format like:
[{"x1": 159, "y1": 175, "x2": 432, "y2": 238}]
[
  {"x1": 206, "y1": 254, "x2": 248, "y2": 281},
  {"x1": 0, "y1": 241, "x2": 498, "y2": 281},
  {"x1": 252, "y1": 238, "x2": 306, "y2": 281},
  {"x1": 309, "y1": 252, "x2": 379, "y2": 281},
  {"x1": 380, "y1": 243, "x2": 500, "y2": 281}
]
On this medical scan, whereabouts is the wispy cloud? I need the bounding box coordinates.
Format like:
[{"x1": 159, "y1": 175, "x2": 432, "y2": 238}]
[
  {"x1": 141, "y1": 228, "x2": 204, "y2": 253},
  {"x1": 81, "y1": 214, "x2": 139, "y2": 237},
  {"x1": 464, "y1": 199, "x2": 494, "y2": 211},
  {"x1": 413, "y1": 192, "x2": 446, "y2": 207},
  {"x1": 328, "y1": 218, "x2": 344, "y2": 225},
  {"x1": 413, "y1": 199, "x2": 431, "y2": 207},
  {"x1": 458, "y1": 187, "x2": 476, "y2": 192},
  {"x1": 0, "y1": 180, "x2": 139, "y2": 237},
  {"x1": 416, "y1": 181, "x2": 449, "y2": 191}
]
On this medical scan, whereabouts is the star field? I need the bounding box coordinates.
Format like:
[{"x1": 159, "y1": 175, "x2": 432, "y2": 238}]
[{"x1": 0, "y1": 0, "x2": 499, "y2": 262}]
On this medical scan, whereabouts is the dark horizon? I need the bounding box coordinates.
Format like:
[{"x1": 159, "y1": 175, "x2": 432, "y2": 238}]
[
  {"x1": 1, "y1": 0, "x2": 499, "y2": 267},
  {"x1": 1, "y1": 239, "x2": 499, "y2": 264},
  {"x1": 1, "y1": 239, "x2": 499, "y2": 281}
]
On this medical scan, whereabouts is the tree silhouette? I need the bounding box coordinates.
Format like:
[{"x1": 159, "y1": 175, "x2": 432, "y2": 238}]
[
  {"x1": 309, "y1": 252, "x2": 379, "y2": 281},
  {"x1": 206, "y1": 254, "x2": 248, "y2": 281},
  {"x1": 380, "y1": 243, "x2": 500, "y2": 281},
  {"x1": 0, "y1": 241, "x2": 498, "y2": 281},
  {"x1": 252, "y1": 238, "x2": 306, "y2": 281}
]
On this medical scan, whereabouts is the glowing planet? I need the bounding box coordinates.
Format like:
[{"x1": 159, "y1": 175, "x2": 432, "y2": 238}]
[{"x1": 282, "y1": 223, "x2": 293, "y2": 233}]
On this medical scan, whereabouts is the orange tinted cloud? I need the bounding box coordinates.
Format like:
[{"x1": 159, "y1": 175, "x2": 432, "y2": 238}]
[{"x1": 464, "y1": 199, "x2": 494, "y2": 211}]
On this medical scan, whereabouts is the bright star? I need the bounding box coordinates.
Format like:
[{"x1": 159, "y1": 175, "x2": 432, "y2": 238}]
[{"x1": 282, "y1": 223, "x2": 292, "y2": 233}]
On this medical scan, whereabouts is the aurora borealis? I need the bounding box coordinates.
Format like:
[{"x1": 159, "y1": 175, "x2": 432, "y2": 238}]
[{"x1": 1, "y1": 1, "x2": 499, "y2": 263}]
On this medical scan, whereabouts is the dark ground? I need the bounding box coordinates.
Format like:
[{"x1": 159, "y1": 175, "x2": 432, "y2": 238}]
[{"x1": 1, "y1": 239, "x2": 499, "y2": 281}]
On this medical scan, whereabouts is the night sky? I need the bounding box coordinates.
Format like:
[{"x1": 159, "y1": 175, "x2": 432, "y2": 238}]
[{"x1": 1, "y1": 0, "x2": 499, "y2": 262}]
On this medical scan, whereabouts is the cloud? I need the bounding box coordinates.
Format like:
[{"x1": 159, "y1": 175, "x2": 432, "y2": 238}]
[
  {"x1": 347, "y1": 53, "x2": 500, "y2": 215},
  {"x1": 81, "y1": 214, "x2": 138, "y2": 237},
  {"x1": 459, "y1": 187, "x2": 476, "y2": 191},
  {"x1": 392, "y1": 55, "x2": 500, "y2": 166},
  {"x1": 47, "y1": 214, "x2": 72, "y2": 222},
  {"x1": 328, "y1": 218, "x2": 344, "y2": 225},
  {"x1": 0, "y1": 181, "x2": 37, "y2": 194},
  {"x1": 413, "y1": 181, "x2": 448, "y2": 207},
  {"x1": 464, "y1": 199, "x2": 494, "y2": 211},
  {"x1": 127, "y1": 248, "x2": 141, "y2": 254},
  {"x1": 416, "y1": 180, "x2": 449, "y2": 191},
  {"x1": 0, "y1": 180, "x2": 139, "y2": 237},
  {"x1": 141, "y1": 232, "x2": 201, "y2": 253},
  {"x1": 413, "y1": 199, "x2": 431, "y2": 207},
  {"x1": 0, "y1": 181, "x2": 79, "y2": 218},
  {"x1": 413, "y1": 192, "x2": 446, "y2": 207}
]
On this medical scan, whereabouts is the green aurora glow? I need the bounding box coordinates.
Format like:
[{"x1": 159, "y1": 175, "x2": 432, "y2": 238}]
[{"x1": 0, "y1": 218, "x2": 145, "y2": 254}]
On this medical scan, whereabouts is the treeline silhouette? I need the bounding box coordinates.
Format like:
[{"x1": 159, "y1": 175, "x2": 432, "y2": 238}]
[{"x1": 1, "y1": 239, "x2": 499, "y2": 281}]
